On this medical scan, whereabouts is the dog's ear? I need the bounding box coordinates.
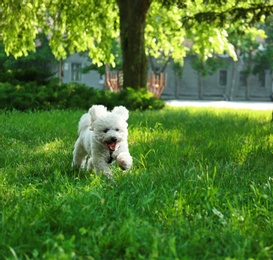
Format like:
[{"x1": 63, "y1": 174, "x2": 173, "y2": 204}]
[
  {"x1": 112, "y1": 106, "x2": 129, "y2": 121},
  {"x1": 89, "y1": 105, "x2": 108, "y2": 129}
]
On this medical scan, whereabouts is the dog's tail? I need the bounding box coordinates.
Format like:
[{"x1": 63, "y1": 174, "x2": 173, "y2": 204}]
[{"x1": 78, "y1": 113, "x2": 91, "y2": 134}]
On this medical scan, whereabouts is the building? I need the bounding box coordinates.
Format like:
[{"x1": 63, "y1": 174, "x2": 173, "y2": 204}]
[
  {"x1": 58, "y1": 53, "x2": 273, "y2": 101},
  {"x1": 162, "y1": 56, "x2": 272, "y2": 101},
  {"x1": 60, "y1": 53, "x2": 105, "y2": 90}
]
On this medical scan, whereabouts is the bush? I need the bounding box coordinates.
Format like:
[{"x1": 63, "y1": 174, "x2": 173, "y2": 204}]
[
  {"x1": 12, "y1": 68, "x2": 51, "y2": 85},
  {"x1": 115, "y1": 87, "x2": 165, "y2": 110},
  {"x1": 0, "y1": 81, "x2": 165, "y2": 111}
]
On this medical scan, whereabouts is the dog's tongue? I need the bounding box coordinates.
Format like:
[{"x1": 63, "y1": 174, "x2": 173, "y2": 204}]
[{"x1": 106, "y1": 142, "x2": 116, "y2": 151}]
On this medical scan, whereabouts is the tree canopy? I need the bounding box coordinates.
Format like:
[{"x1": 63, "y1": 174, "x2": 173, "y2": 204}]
[{"x1": 0, "y1": 0, "x2": 272, "y2": 89}]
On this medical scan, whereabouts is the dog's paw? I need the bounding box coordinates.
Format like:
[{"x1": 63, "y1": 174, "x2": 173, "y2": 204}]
[
  {"x1": 72, "y1": 159, "x2": 86, "y2": 170},
  {"x1": 117, "y1": 153, "x2": 133, "y2": 170},
  {"x1": 94, "y1": 164, "x2": 113, "y2": 178},
  {"x1": 103, "y1": 171, "x2": 114, "y2": 181}
]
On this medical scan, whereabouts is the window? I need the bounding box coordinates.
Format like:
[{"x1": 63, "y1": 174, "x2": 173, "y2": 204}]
[
  {"x1": 219, "y1": 70, "x2": 227, "y2": 86},
  {"x1": 71, "y1": 63, "x2": 82, "y2": 81},
  {"x1": 258, "y1": 72, "x2": 265, "y2": 88},
  {"x1": 239, "y1": 71, "x2": 247, "y2": 87}
]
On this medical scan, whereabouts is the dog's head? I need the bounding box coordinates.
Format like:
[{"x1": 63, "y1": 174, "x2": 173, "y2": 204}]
[{"x1": 89, "y1": 105, "x2": 129, "y2": 151}]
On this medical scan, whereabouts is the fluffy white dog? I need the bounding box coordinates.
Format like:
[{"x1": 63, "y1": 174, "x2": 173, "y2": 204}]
[{"x1": 72, "y1": 105, "x2": 133, "y2": 178}]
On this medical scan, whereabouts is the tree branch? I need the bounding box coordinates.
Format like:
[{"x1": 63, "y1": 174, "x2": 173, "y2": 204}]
[{"x1": 182, "y1": 4, "x2": 273, "y2": 28}]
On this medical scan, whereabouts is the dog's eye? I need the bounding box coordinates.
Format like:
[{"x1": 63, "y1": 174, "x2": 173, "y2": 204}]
[
  {"x1": 116, "y1": 128, "x2": 119, "y2": 132},
  {"x1": 103, "y1": 129, "x2": 109, "y2": 133}
]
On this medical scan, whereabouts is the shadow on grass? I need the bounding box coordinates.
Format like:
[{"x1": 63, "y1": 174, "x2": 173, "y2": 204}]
[{"x1": 1, "y1": 108, "x2": 273, "y2": 259}]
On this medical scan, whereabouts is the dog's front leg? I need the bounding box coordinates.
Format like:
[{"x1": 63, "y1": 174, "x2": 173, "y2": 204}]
[
  {"x1": 93, "y1": 157, "x2": 113, "y2": 178},
  {"x1": 117, "y1": 152, "x2": 133, "y2": 170}
]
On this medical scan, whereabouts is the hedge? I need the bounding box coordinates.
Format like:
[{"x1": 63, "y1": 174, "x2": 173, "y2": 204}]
[{"x1": 0, "y1": 81, "x2": 165, "y2": 111}]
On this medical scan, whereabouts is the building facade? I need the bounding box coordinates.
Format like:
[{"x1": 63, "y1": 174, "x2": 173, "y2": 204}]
[
  {"x1": 59, "y1": 53, "x2": 105, "y2": 90},
  {"x1": 57, "y1": 53, "x2": 273, "y2": 101}
]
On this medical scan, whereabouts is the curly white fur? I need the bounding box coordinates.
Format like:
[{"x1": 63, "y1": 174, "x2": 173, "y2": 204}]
[{"x1": 72, "y1": 105, "x2": 133, "y2": 178}]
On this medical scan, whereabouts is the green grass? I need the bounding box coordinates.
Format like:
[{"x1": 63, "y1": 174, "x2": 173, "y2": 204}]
[{"x1": 0, "y1": 106, "x2": 273, "y2": 259}]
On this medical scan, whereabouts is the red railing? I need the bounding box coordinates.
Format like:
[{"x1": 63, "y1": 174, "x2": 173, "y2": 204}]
[{"x1": 105, "y1": 71, "x2": 167, "y2": 98}]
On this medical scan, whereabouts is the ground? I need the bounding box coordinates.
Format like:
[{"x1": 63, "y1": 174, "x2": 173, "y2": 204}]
[{"x1": 167, "y1": 100, "x2": 273, "y2": 110}]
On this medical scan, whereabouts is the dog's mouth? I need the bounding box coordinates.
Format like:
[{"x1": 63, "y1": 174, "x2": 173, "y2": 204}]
[{"x1": 105, "y1": 142, "x2": 117, "y2": 151}]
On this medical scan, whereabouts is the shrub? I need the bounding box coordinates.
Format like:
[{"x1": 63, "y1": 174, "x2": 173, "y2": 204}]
[
  {"x1": 115, "y1": 87, "x2": 165, "y2": 110},
  {"x1": 0, "y1": 81, "x2": 165, "y2": 111}
]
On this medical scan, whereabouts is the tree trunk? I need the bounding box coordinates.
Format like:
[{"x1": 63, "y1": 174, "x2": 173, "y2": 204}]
[
  {"x1": 174, "y1": 71, "x2": 179, "y2": 99},
  {"x1": 245, "y1": 74, "x2": 250, "y2": 100},
  {"x1": 245, "y1": 53, "x2": 252, "y2": 100},
  {"x1": 117, "y1": 0, "x2": 152, "y2": 90},
  {"x1": 271, "y1": 72, "x2": 273, "y2": 101},
  {"x1": 198, "y1": 72, "x2": 203, "y2": 100},
  {"x1": 229, "y1": 61, "x2": 238, "y2": 101},
  {"x1": 58, "y1": 59, "x2": 63, "y2": 86}
]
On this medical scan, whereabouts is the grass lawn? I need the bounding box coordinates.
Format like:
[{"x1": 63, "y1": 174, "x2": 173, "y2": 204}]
[{"x1": 0, "y1": 106, "x2": 273, "y2": 259}]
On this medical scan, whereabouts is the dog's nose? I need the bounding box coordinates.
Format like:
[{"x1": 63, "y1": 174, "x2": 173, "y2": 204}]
[{"x1": 111, "y1": 137, "x2": 117, "y2": 142}]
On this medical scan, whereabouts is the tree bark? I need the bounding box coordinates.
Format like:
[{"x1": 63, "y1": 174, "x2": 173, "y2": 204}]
[
  {"x1": 229, "y1": 61, "x2": 237, "y2": 101},
  {"x1": 245, "y1": 53, "x2": 252, "y2": 101},
  {"x1": 117, "y1": 0, "x2": 152, "y2": 90},
  {"x1": 245, "y1": 74, "x2": 250, "y2": 100},
  {"x1": 58, "y1": 59, "x2": 63, "y2": 86},
  {"x1": 198, "y1": 72, "x2": 203, "y2": 100}
]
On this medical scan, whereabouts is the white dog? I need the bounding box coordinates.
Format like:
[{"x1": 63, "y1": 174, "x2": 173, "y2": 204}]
[{"x1": 72, "y1": 105, "x2": 133, "y2": 178}]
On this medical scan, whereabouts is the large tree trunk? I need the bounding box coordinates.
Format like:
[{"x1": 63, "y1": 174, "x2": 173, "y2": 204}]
[{"x1": 117, "y1": 0, "x2": 152, "y2": 90}]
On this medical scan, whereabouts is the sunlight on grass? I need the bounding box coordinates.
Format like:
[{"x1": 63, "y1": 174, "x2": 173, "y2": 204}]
[
  {"x1": 0, "y1": 108, "x2": 273, "y2": 259},
  {"x1": 35, "y1": 139, "x2": 65, "y2": 155}
]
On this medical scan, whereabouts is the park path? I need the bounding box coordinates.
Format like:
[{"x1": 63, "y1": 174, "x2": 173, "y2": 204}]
[{"x1": 166, "y1": 100, "x2": 273, "y2": 111}]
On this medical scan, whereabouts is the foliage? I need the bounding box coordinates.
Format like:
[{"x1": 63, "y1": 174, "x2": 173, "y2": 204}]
[
  {"x1": 81, "y1": 39, "x2": 123, "y2": 75},
  {"x1": 166, "y1": 0, "x2": 273, "y2": 33},
  {"x1": 0, "y1": 0, "x2": 269, "y2": 62},
  {"x1": 146, "y1": 2, "x2": 187, "y2": 64},
  {"x1": 0, "y1": 81, "x2": 165, "y2": 111},
  {"x1": 0, "y1": 0, "x2": 119, "y2": 66},
  {"x1": 0, "y1": 0, "x2": 272, "y2": 90},
  {"x1": 190, "y1": 55, "x2": 229, "y2": 77},
  {"x1": 253, "y1": 16, "x2": 273, "y2": 75},
  {"x1": 116, "y1": 87, "x2": 165, "y2": 110},
  {"x1": 1, "y1": 107, "x2": 273, "y2": 259},
  {"x1": 228, "y1": 27, "x2": 265, "y2": 77},
  {"x1": 0, "y1": 34, "x2": 56, "y2": 85}
]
